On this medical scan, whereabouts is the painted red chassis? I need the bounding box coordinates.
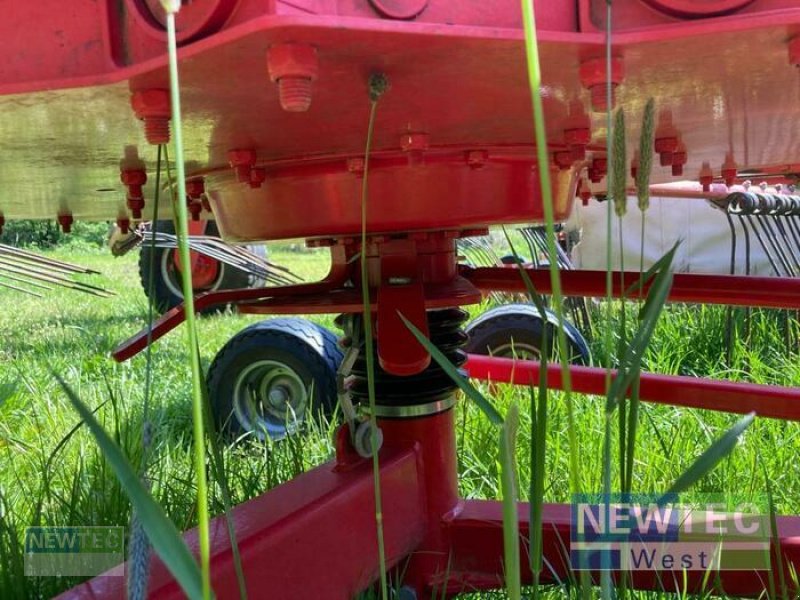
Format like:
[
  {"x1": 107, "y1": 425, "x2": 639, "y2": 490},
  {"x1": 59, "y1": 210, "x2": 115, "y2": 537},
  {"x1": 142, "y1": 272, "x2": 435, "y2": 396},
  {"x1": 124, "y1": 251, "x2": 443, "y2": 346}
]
[{"x1": 3, "y1": 0, "x2": 796, "y2": 598}]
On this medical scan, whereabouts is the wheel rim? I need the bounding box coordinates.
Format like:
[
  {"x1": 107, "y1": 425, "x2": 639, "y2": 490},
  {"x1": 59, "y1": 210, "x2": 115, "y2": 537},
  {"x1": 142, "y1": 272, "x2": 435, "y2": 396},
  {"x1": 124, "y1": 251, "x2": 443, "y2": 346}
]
[
  {"x1": 489, "y1": 342, "x2": 541, "y2": 361},
  {"x1": 161, "y1": 248, "x2": 223, "y2": 298},
  {"x1": 232, "y1": 359, "x2": 309, "y2": 441}
]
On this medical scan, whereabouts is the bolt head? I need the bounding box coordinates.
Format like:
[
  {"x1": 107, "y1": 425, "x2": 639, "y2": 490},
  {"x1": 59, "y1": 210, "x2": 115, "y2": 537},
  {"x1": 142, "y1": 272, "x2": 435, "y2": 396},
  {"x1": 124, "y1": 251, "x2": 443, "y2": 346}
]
[
  {"x1": 120, "y1": 169, "x2": 147, "y2": 186},
  {"x1": 465, "y1": 149, "x2": 488, "y2": 169},
  {"x1": 186, "y1": 179, "x2": 205, "y2": 199},
  {"x1": 347, "y1": 157, "x2": 365, "y2": 173},
  {"x1": 228, "y1": 149, "x2": 257, "y2": 168},
  {"x1": 130, "y1": 89, "x2": 170, "y2": 119},
  {"x1": 249, "y1": 168, "x2": 266, "y2": 188},
  {"x1": 564, "y1": 127, "x2": 591, "y2": 147},
  {"x1": 267, "y1": 43, "x2": 319, "y2": 82},
  {"x1": 400, "y1": 133, "x2": 429, "y2": 152}
]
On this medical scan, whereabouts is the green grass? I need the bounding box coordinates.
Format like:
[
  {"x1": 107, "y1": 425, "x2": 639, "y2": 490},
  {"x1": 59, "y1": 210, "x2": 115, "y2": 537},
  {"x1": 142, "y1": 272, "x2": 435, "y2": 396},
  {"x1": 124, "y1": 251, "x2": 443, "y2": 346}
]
[{"x1": 0, "y1": 247, "x2": 798, "y2": 598}]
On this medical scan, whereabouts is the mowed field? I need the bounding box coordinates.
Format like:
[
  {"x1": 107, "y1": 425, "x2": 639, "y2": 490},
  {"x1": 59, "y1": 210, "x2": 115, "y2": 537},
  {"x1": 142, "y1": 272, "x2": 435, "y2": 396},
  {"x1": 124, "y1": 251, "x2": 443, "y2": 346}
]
[{"x1": 1, "y1": 245, "x2": 799, "y2": 599}]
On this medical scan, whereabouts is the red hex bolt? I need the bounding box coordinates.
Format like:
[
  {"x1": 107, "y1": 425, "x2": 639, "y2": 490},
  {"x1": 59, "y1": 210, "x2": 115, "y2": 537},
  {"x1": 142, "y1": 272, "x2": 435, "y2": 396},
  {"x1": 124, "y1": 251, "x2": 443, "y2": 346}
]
[
  {"x1": 578, "y1": 178, "x2": 592, "y2": 206},
  {"x1": 130, "y1": 89, "x2": 171, "y2": 145},
  {"x1": 465, "y1": 149, "x2": 488, "y2": 169},
  {"x1": 699, "y1": 162, "x2": 714, "y2": 192},
  {"x1": 553, "y1": 151, "x2": 574, "y2": 171},
  {"x1": 58, "y1": 213, "x2": 74, "y2": 234},
  {"x1": 121, "y1": 169, "x2": 147, "y2": 219},
  {"x1": 127, "y1": 197, "x2": 145, "y2": 220},
  {"x1": 116, "y1": 217, "x2": 131, "y2": 234},
  {"x1": 401, "y1": 132, "x2": 429, "y2": 165},
  {"x1": 249, "y1": 167, "x2": 267, "y2": 189},
  {"x1": 120, "y1": 169, "x2": 147, "y2": 198},
  {"x1": 721, "y1": 153, "x2": 738, "y2": 187},
  {"x1": 347, "y1": 157, "x2": 365, "y2": 174},
  {"x1": 564, "y1": 126, "x2": 591, "y2": 161},
  {"x1": 186, "y1": 178, "x2": 205, "y2": 200},
  {"x1": 400, "y1": 132, "x2": 429, "y2": 152},
  {"x1": 267, "y1": 43, "x2": 319, "y2": 112},
  {"x1": 591, "y1": 155, "x2": 608, "y2": 181},
  {"x1": 654, "y1": 135, "x2": 679, "y2": 167},
  {"x1": 228, "y1": 149, "x2": 257, "y2": 183},
  {"x1": 579, "y1": 56, "x2": 624, "y2": 112},
  {"x1": 671, "y1": 143, "x2": 687, "y2": 177},
  {"x1": 188, "y1": 200, "x2": 203, "y2": 221}
]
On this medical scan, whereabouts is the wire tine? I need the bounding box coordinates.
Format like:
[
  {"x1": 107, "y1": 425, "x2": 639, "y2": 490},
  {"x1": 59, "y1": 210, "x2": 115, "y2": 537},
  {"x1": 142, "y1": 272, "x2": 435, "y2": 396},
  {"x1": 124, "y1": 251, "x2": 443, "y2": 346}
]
[
  {"x1": 0, "y1": 244, "x2": 99, "y2": 274},
  {"x1": 0, "y1": 271, "x2": 53, "y2": 291},
  {"x1": 0, "y1": 278, "x2": 43, "y2": 297}
]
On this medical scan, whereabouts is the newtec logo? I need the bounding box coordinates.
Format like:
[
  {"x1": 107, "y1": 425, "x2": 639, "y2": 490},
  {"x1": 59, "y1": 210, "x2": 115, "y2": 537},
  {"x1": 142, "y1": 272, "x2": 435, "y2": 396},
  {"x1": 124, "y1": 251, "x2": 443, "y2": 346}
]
[
  {"x1": 570, "y1": 494, "x2": 771, "y2": 571},
  {"x1": 24, "y1": 526, "x2": 124, "y2": 577}
]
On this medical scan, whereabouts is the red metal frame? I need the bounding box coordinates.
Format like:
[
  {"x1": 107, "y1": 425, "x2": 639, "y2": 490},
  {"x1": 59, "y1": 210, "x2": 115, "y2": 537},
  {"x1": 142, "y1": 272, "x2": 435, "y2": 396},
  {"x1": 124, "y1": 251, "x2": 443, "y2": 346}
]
[
  {"x1": 7, "y1": 1, "x2": 797, "y2": 597},
  {"x1": 60, "y1": 409, "x2": 800, "y2": 599}
]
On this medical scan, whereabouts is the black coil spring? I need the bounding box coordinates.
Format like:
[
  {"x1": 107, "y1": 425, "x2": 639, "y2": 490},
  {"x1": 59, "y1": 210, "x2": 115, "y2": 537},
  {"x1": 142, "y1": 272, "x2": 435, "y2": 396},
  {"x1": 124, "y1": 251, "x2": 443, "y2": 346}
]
[{"x1": 341, "y1": 308, "x2": 469, "y2": 407}]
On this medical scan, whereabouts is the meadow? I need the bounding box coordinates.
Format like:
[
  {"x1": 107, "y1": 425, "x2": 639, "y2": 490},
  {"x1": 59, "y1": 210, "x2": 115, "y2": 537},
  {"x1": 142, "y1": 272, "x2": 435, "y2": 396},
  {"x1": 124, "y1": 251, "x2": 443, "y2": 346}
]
[{"x1": 0, "y1": 244, "x2": 798, "y2": 599}]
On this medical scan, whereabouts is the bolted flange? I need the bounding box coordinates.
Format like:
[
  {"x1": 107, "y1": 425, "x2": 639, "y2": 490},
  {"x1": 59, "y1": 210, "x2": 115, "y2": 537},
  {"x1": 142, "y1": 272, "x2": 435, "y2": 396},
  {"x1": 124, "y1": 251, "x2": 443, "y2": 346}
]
[
  {"x1": 267, "y1": 43, "x2": 319, "y2": 112},
  {"x1": 579, "y1": 56, "x2": 624, "y2": 112},
  {"x1": 130, "y1": 89, "x2": 171, "y2": 145}
]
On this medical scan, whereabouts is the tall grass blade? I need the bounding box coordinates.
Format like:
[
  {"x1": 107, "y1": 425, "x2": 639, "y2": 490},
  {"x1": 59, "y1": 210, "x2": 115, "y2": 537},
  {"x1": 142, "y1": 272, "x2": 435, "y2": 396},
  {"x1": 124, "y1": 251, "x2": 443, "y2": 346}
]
[
  {"x1": 607, "y1": 242, "x2": 679, "y2": 411},
  {"x1": 163, "y1": 6, "x2": 212, "y2": 596},
  {"x1": 500, "y1": 228, "x2": 550, "y2": 593},
  {"x1": 54, "y1": 374, "x2": 204, "y2": 599},
  {"x1": 400, "y1": 313, "x2": 502, "y2": 426},
  {"x1": 361, "y1": 72, "x2": 390, "y2": 600},
  {"x1": 659, "y1": 412, "x2": 755, "y2": 502},
  {"x1": 500, "y1": 403, "x2": 522, "y2": 600}
]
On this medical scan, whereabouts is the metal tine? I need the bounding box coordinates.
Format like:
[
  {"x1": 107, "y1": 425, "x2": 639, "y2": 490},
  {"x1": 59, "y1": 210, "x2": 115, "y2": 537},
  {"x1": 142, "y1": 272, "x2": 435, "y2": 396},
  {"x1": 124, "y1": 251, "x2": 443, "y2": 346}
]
[
  {"x1": 0, "y1": 243, "x2": 100, "y2": 275},
  {"x1": 0, "y1": 262, "x2": 114, "y2": 297},
  {"x1": 768, "y1": 194, "x2": 800, "y2": 274},
  {"x1": 144, "y1": 231, "x2": 299, "y2": 285},
  {"x1": 0, "y1": 278, "x2": 43, "y2": 297},
  {"x1": 728, "y1": 192, "x2": 783, "y2": 276},
  {"x1": 0, "y1": 271, "x2": 53, "y2": 291},
  {"x1": 752, "y1": 196, "x2": 797, "y2": 276},
  {"x1": 0, "y1": 249, "x2": 92, "y2": 277},
  {"x1": 198, "y1": 237, "x2": 300, "y2": 284}
]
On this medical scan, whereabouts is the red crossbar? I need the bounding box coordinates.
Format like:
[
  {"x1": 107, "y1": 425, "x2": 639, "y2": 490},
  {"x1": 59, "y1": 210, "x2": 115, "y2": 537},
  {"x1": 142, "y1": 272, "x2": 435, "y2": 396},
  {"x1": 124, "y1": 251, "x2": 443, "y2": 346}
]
[
  {"x1": 465, "y1": 354, "x2": 800, "y2": 421},
  {"x1": 464, "y1": 268, "x2": 800, "y2": 310}
]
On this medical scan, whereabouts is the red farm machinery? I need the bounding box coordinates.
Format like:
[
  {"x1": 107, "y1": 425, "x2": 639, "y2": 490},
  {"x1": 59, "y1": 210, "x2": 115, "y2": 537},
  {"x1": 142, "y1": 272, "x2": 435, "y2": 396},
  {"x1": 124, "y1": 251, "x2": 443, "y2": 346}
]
[{"x1": 3, "y1": 1, "x2": 800, "y2": 598}]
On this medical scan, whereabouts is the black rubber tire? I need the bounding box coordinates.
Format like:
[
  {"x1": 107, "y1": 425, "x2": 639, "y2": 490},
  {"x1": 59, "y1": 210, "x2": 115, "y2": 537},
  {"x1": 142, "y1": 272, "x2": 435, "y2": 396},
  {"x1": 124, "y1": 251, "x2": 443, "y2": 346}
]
[
  {"x1": 139, "y1": 220, "x2": 251, "y2": 315},
  {"x1": 206, "y1": 318, "x2": 343, "y2": 441},
  {"x1": 465, "y1": 304, "x2": 590, "y2": 364}
]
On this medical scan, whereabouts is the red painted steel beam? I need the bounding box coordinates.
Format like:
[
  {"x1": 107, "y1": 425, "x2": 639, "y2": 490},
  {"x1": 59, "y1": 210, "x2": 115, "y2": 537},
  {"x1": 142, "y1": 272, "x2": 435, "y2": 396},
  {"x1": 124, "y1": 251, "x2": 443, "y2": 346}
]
[
  {"x1": 463, "y1": 267, "x2": 800, "y2": 310},
  {"x1": 58, "y1": 445, "x2": 426, "y2": 600},
  {"x1": 444, "y1": 500, "x2": 800, "y2": 597},
  {"x1": 465, "y1": 355, "x2": 800, "y2": 421}
]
